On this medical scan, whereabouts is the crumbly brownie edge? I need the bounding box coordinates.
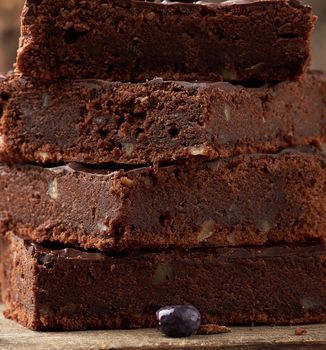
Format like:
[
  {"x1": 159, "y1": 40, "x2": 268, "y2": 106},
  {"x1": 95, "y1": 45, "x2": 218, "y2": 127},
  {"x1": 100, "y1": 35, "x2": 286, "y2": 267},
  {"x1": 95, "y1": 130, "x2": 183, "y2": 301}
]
[{"x1": 0, "y1": 71, "x2": 325, "y2": 165}]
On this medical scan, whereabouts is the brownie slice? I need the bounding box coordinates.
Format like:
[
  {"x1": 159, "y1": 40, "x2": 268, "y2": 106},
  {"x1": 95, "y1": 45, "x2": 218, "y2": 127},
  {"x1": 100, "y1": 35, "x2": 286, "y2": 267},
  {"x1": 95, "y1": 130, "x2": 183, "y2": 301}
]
[
  {"x1": 0, "y1": 72, "x2": 325, "y2": 165},
  {"x1": 16, "y1": 0, "x2": 315, "y2": 81},
  {"x1": 1, "y1": 149, "x2": 326, "y2": 251},
  {"x1": 1, "y1": 232, "x2": 325, "y2": 330}
]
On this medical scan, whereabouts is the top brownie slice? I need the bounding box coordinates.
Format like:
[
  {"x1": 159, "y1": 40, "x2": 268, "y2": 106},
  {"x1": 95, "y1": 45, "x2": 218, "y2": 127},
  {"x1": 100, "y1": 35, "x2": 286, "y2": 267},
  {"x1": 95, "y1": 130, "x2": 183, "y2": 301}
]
[{"x1": 16, "y1": 0, "x2": 315, "y2": 81}]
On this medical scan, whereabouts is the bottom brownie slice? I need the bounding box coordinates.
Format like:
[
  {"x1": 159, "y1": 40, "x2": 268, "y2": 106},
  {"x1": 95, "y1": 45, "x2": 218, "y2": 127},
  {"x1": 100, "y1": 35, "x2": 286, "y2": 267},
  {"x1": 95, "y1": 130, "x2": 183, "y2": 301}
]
[{"x1": 1, "y1": 232, "x2": 325, "y2": 331}]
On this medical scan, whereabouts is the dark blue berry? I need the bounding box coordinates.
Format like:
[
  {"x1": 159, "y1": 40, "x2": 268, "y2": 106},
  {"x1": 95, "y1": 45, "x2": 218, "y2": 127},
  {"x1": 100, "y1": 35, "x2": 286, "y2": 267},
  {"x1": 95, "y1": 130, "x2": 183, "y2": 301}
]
[{"x1": 156, "y1": 305, "x2": 201, "y2": 338}]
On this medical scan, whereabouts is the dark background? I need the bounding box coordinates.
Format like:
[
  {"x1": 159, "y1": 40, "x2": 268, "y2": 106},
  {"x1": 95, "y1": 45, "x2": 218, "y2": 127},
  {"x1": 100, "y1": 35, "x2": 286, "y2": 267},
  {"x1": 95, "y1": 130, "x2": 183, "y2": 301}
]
[{"x1": 0, "y1": 0, "x2": 325, "y2": 73}]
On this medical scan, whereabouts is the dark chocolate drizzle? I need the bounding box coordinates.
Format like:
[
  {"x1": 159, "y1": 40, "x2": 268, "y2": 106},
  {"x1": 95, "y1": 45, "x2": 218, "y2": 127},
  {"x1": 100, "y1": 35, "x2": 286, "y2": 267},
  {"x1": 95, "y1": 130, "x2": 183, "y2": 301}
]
[{"x1": 28, "y1": 240, "x2": 326, "y2": 263}]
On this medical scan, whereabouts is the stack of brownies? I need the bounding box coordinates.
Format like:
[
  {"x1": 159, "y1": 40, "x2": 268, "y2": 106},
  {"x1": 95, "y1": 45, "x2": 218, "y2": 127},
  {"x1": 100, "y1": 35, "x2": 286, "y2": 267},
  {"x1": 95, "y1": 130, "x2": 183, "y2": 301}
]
[{"x1": 0, "y1": 0, "x2": 325, "y2": 330}]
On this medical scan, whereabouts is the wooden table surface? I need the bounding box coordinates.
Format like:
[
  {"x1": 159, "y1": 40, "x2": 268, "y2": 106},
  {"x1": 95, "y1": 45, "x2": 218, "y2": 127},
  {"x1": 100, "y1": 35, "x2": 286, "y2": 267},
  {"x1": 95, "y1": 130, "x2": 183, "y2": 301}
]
[{"x1": 0, "y1": 305, "x2": 325, "y2": 350}]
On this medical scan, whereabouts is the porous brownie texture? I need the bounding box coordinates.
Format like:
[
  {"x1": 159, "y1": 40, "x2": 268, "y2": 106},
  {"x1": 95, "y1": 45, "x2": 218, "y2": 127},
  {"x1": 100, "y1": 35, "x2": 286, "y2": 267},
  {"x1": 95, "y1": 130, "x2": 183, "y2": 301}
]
[
  {"x1": 1, "y1": 233, "x2": 325, "y2": 330},
  {"x1": 1, "y1": 149, "x2": 326, "y2": 251},
  {"x1": 0, "y1": 72, "x2": 325, "y2": 165},
  {"x1": 16, "y1": 0, "x2": 315, "y2": 81}
]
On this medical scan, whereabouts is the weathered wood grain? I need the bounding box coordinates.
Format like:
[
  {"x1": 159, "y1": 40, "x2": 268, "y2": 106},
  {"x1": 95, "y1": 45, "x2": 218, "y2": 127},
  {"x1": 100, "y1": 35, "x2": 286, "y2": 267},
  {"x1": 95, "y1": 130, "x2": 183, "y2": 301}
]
[{"x1": 0, "y1": 305, "x2": 325, "y2": 350}]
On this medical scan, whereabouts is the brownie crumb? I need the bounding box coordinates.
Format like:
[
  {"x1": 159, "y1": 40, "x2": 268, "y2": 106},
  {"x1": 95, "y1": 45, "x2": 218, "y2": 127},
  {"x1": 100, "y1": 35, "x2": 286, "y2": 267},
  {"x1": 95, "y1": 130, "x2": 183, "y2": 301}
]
[
  {"x1": 295, "y1": 327, "x2": 307, "y2": 336},
  {"x1": 198, "y1": 324, "x2": 231, "y2": 335}
]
